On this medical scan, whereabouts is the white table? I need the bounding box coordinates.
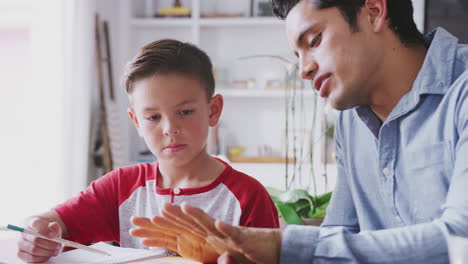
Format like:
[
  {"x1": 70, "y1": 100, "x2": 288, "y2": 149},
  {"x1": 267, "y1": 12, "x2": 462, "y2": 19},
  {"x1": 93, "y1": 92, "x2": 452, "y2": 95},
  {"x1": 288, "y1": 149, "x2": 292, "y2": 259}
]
[
  {"x1": 0, "y1": 233, "x2": 20, "y2": 263},
  {"x1": 0, "y1": 234, "x2": 199, "y2": 264}
]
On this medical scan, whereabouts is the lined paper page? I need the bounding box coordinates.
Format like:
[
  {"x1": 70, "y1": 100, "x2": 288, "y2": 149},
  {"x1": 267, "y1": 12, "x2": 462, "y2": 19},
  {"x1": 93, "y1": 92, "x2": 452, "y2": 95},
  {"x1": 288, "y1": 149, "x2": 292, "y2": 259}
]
[{"x1": 45, "y1": 242, "x2": 172, "y2": 264}]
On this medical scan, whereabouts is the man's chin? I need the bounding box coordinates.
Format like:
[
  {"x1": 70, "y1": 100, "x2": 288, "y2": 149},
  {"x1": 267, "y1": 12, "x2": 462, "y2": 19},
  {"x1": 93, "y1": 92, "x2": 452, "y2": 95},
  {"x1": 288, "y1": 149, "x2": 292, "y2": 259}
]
[{"x1": 328, "y1": 97, "x2": 356, "y2": 111}]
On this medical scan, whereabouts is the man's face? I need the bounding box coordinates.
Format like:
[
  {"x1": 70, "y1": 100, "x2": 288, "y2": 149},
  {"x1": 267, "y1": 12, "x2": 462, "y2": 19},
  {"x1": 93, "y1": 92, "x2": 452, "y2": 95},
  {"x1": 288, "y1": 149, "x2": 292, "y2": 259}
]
[{"x1": 285, "y1": 0, "x2": 381, "y2": 110}]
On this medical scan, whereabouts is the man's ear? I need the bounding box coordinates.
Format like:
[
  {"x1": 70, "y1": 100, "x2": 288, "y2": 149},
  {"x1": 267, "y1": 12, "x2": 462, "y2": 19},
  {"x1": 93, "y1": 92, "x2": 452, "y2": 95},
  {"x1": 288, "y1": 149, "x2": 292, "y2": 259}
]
[
  {"x1": 208, "y1": 94, "x2": 223, "y2": 127},
  {"x1": 364, "y1": 0, "x2": 387, "y2": 32},
  {"x1": 128, "y1": 108, "x2": 142, "y2": 137}
]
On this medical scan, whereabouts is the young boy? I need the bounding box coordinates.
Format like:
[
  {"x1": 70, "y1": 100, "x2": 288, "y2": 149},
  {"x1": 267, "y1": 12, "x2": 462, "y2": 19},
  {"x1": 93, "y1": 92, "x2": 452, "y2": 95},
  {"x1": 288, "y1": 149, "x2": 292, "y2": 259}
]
[{"x1": 16, "y1": 39, "x2": 279, "y2": 263}]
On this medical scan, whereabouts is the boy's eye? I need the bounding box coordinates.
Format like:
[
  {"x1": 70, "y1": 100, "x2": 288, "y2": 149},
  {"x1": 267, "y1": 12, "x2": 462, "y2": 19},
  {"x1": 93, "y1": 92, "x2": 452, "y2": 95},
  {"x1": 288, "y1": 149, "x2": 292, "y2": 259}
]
[
  {"x1": 310, "y1": 32, "x2": 322, "y2": 47},
  {"x1": 179, "y1": 109, "x2": 194, "y2": 116},
  {"x1": 147, "y1": 115, "x2": 161, "y2": 121}
]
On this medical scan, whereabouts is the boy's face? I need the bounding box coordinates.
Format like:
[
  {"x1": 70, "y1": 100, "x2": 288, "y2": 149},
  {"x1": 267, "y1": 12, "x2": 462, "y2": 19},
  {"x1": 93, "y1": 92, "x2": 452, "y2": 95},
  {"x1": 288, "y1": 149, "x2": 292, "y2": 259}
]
[
  {"x1": 285, "y1": 0, "x2": 384, "y2": 110},
  {"x1": 128, "y1": 73, "x2": 222, "y2": 166}
]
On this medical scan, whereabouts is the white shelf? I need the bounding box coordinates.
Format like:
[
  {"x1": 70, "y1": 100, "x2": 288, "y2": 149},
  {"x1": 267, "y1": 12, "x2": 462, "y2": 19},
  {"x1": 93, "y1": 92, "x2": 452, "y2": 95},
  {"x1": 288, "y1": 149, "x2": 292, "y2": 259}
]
[
  {"x1": 217, "y1": 88, "x2": 316, "y2": 98},
  {"x1": 130, "y1": 18, "x2": 193, "y2": 27},
  {"x1": 199, "y1": 17, "x2": 283, "y2": 27},
  {"x1": 130, "y1": 17, "x2": 283, "y2": 28}
]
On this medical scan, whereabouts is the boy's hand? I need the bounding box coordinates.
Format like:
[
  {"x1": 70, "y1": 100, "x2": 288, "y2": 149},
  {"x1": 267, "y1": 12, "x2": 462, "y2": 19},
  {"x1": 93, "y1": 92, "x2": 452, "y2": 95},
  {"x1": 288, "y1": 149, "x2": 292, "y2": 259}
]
[
  {"x1": 130, "y1": 216, "x2": 220, "y2": 263},
  {"x1": 17, "y1": 217, "x2": 63, "y2": 263}
]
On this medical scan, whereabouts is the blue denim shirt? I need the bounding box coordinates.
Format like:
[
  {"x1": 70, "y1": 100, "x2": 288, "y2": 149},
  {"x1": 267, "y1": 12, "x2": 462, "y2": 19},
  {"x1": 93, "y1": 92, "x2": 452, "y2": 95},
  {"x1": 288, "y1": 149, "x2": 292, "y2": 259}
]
[{"x1": 280, "y1": 28, "x2": 468, "y2": 263}]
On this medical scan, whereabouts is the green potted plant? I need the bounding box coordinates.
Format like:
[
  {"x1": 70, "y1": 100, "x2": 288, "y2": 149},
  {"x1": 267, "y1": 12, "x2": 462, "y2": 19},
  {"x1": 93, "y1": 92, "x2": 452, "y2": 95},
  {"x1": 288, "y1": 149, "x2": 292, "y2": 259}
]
[{"x1": 267, "y1": 187, "x2": 332, "y2": 225}]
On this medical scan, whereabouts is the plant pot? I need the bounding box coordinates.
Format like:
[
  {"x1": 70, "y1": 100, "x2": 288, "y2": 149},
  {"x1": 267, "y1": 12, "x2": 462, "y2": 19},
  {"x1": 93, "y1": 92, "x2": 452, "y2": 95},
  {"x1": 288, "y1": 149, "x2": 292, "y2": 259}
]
[
  {"x1": 278, "y1": 217, "x2": 324, "y2": 228},
  {"x1": 302, "y1": 217, "x2": 324, "y2": 226}
]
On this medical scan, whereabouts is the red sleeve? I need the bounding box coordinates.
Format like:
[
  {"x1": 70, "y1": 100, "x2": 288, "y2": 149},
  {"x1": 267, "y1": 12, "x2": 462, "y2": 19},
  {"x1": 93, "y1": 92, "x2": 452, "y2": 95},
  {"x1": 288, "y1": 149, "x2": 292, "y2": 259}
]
[
  {"x1": 54, "y1": 163, "x2": 157, "y2": 244},
  {"x1": 223, "y1": 169, "x2": 279, "y2": 228},
  {"x1": 54, "y1": 169, "x2": 121, "y2": 244}
]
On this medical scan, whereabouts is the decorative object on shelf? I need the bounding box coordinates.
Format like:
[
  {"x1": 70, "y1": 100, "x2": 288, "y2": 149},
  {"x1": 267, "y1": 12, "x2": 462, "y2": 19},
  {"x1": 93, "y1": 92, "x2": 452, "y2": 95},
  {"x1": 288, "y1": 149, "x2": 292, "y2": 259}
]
[
  {"x1": 235, "y1": 55, "x2": 286, "y2": 90},
  {"x1": 229, "y1": 79, "x2": 256, "y2": 89},
  {"x1": 93, "y1": 14, "x2": 127, "y2": 176},
  {"x1": 200, "y1": 0, "x2": 244, "y2": 18},
  {"x1": 213, "y1": 67, "x2": 229, "y2": 87},
  {"x1": 93, "y1": 14, "x2": 113, "y2": 174},
  {"x1": 173, "y1": 0, "x2": 182, "y2": 8},
  {"x1": 206, "y1": 126, "x2": 218, "y2": 155},
  {"x1": 257, "y1": 144, "x2": 273, "y2": 157},
  {"x1": 227, "y1": 145, "x2": 293, "y2": 164},
  {"x1": 156, "y1": 0, "x2": 191, "y2": 18},
  {"x1": 228, "y1": 146, "x2": 246, "y2": 159},
  {"x1": 265, "y1": 79, "x2": 283, "y2": 90},
  {"x1": 137, "y1": 150, "x2": 156, "y2": 163},
  {"x1": 257, "y1": 1, "x2": 273, "y2": 17},
  {"x1": 230, "y1": 80, "x2": 248, "y2": 89},
  {"x1": 206, "y1": 122, "x2": 230, "y2": 159},
  {"x1": 200, "y1": 12, "x2": 245, "y2": 18}
]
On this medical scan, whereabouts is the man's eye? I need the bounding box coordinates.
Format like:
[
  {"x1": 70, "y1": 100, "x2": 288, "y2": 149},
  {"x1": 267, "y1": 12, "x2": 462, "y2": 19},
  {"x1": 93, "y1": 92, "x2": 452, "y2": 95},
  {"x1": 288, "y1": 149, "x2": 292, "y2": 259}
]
[
  {"x1": 147, "y1": 115, "x2": 161, "y2": 121},
  {"x1": 310, "y1": 32, "x2": 322, "y2": 47},
  {"x1": 179, "y1": 109, "x2": 194, "y2": 116}
]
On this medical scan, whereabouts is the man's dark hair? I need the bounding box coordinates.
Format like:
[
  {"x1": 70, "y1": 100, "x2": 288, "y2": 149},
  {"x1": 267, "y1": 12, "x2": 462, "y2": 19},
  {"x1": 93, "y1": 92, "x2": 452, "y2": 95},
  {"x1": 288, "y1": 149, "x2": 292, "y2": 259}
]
[
  {"x1": 125, "y1": 39, "x2": 215, "y2": 100},
  {"x1": 270, "y1": 0, "x2": 425, "y2": 45}
]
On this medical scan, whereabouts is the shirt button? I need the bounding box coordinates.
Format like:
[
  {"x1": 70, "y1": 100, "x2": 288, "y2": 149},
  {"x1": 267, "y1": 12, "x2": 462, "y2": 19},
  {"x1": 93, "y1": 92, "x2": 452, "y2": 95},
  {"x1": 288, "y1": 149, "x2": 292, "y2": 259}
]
[
  {"x1": 382, "y1": 167, "x2": 392, "y2": 177},
  {"x1": 173, "y1": 188, "x2": 181, "y2": 195}
]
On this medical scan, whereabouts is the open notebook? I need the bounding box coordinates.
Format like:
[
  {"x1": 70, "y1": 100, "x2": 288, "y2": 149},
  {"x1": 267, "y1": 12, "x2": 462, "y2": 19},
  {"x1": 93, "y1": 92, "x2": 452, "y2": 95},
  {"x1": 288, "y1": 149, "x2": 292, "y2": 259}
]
[{"x1": 44, "y1": 242, "x2": 173, "y2": 264}]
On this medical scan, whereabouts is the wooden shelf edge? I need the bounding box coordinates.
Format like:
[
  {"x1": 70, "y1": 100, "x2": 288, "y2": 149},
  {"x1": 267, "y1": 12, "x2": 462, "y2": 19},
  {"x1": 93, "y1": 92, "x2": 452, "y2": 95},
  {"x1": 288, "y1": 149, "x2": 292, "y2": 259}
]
[{"x1": 229, "y1": 156, "x2": 293, "y2": 163}]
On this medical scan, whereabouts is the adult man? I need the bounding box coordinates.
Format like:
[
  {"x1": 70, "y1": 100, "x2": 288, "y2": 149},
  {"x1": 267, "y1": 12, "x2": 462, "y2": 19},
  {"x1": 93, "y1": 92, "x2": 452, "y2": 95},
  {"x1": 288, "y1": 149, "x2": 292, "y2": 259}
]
[{"x1": 131, "y1": 0, "x2": 468, "y2": 263}]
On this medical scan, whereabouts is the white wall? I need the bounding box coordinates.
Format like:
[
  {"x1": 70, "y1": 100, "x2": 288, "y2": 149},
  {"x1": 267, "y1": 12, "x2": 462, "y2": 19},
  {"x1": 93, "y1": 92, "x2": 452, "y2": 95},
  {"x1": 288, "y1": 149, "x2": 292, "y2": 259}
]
[
  {"x1": 413, "y1": 0, "x2": 426, "y2": 32},
  {"x1": 0, "y1": 0, "x2": 66, "y2": 226}
]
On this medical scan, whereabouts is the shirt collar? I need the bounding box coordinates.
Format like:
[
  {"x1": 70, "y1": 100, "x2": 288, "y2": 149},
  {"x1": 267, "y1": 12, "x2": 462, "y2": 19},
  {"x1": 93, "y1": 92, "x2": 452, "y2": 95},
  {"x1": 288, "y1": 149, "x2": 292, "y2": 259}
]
[
  {"x1": 355, "y1": 27, "x2": 459, "y2": 124},
  {"x1": 413, "y1": 27, "x2": 458, "y2": 96}
]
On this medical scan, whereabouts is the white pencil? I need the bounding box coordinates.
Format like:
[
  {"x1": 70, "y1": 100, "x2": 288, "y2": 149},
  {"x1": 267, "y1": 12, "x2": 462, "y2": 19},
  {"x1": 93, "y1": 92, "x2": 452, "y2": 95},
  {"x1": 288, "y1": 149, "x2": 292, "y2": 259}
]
[{"x1": 1, "y1": 224, "x2": 111, "y2": 256}]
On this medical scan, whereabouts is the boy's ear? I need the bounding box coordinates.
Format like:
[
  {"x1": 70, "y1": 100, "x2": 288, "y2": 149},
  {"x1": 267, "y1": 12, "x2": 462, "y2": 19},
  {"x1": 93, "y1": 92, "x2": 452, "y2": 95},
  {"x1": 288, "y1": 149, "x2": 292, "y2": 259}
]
[
  {"x1": 208, "y1": 94, "x2": 223, "y2": 127},
  {"x1": 127, "y1": 108, "x2": 142, "y2": 137},
  {"x1": 364, "y1": 0, "x2": 387, "y2": 32}
]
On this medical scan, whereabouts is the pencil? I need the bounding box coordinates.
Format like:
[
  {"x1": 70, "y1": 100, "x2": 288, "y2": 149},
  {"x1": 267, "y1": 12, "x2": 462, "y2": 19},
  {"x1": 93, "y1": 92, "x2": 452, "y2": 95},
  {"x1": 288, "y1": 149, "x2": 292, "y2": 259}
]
[{"x1": 1, "y1": 224, "x2": 111, "y2": 256}]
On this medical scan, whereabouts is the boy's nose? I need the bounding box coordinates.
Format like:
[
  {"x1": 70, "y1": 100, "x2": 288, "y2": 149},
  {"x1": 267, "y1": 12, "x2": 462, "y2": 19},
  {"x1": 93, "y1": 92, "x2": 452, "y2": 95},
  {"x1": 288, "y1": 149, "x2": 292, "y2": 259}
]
[
  {"x1": 164, "y1": 128, "x2": 180, "y2": 136},
  {"x1": 163, "y1": 120, "x2": 181, "y2": 136}
]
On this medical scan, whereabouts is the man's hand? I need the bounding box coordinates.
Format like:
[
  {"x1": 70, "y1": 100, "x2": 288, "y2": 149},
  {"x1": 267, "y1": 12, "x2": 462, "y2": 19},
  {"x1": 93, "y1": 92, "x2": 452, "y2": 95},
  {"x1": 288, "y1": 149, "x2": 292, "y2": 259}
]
[
  {"x1": 17, "y1": 217, "x2": 63, "y2": 263},
  {"x1": 160, "y1": 202, "x2": 282, "y2": 264},
  {"x1": 130, "y1": 216, "x2": 220, "y2": 263}
]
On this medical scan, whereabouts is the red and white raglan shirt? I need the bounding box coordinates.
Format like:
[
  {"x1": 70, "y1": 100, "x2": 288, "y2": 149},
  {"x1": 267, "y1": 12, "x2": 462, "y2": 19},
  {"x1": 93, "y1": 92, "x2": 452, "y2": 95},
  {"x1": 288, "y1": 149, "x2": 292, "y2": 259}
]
[{"x1": 54, "y1": 158, "x2": 279, "y2": 248}]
